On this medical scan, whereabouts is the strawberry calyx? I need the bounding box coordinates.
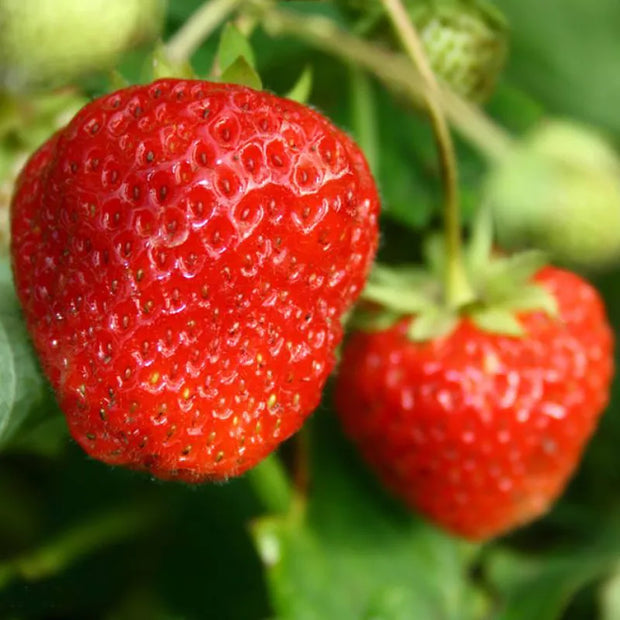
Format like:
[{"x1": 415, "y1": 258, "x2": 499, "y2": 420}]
[
  {"x1": 139, "y1": 20, "x2": 313, "y2": 102},
  {"x1": 356, "y1": 212, "x2": 558, "y2": 341}
]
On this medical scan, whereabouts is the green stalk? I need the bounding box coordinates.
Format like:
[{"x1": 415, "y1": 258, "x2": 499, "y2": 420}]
[
  {"x1": 381, "y1": 0, "x2": 473, "y2": 306},
  {"x1": 165, "y1": 0, "x2": 245, "y2": 64},
  {"x1": 246, "y1": 454, "x2": 293, "y2": 515},
  {"x1": 0, "y1": 505, "x2": 158, "y2": 591}
]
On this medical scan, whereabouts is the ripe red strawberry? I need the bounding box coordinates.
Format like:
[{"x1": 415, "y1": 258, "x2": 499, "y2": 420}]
[
  {"x1": 11, "y1": 78, "x2": 380, "y2": 482},
  {"x1": 335, "y1": 267, "x2": 613, "y2": 540}
]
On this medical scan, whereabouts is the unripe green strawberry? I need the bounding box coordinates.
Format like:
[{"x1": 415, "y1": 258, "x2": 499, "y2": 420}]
[
  {"x1": 0, "y1": 0, "x2": 165, "y2": 92},
  {"x1": 336, "y1": 0, "x2": 508, "y2": 103},
  {"x1": 485, "y1": 120, "x2": 620, "y2": 271},
  {"x1": 412, "y1": 0, "x2": 508, "y2": 103}
]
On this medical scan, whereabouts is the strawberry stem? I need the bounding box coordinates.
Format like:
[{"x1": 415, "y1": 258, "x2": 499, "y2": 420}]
[
  {"x1": 255, "y1": 2, "x2": 513, "y2": 163},
  {"x1": 381, "y1": 0, "x2": 474, "y2": 306},
  {"x1": 0, "y1": 505, "x2": 159, "y2": 590},
  {"x1": 246, "y1": 454, "x2": 293, "y2": 515},
  {"x1": 165, "y1": 0, "x2": 244, "y2": 65}
]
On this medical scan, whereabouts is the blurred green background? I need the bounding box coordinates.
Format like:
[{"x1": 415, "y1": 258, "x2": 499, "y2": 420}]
[{"x1": 2, "y1": 1, "x2": 620, "y2": 618}]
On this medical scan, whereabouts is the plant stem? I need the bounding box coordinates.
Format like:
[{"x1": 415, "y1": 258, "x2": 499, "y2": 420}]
[
  {"x1": 254, "y1": 3, "x2": 513, "y2": 163},
  {"x1": 165, "y1": 0, "x2": 245, "y2": 64},
  {"x1": 381, "y1": 0, "x2": 473, "y2": 306},
  {"x1": 246, "y1": 454, "x2": 293, "y2": 515},
  {"x1": 0, "y1": 505, "x2": 158, "y2": 591}
]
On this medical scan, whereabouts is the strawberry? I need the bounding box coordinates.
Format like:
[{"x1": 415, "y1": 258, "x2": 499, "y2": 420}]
[
  {"x1": 0, "y1": 0, "x2": 164, "y2": 92},
  {"x1": 335, "y1": 262, "x2": 613, "y2": 540},
  {"x1": 412, "y1": 0, "x2": 509, "y2": 103},
  {"x1": 335, "y1": 0, "x2": 509, "y2": 103},
  {"x1": 10, "y1": 79, "x2": 380, "y2": 482},
  {"x1": 486, "y1": 120, "x2": 620, "y2": 271}
]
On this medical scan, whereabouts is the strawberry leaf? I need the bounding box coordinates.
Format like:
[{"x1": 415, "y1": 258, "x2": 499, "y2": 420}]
[
  {"x1": 0, "y1": 259, "x2": 49, "y2": 448},
  {"x1": 251, "y1": 412, "x2": 484, "y2": 620},
  {"x1": 485, "y1": 529, "x2": 620, "y2": 620}
]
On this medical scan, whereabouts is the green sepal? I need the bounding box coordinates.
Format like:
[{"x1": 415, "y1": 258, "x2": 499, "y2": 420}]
[
  {"x1": 494, "y1": 283, "x2": 558, "y2": 317},
  {"x1": 217, "y1": 22, "x2": 257, "y2": 74},
  {"x1": 107, "y1": 70, "x2": 130, "y2": 91},
  {"x1": 150, "y1": 42, "x2": 195, "y2": 80},
  {"x1": 285, "y1": 66, "x2": 313, "y2": 104},
  {"x1": 360, "y1": 264, "x2": 440, "y2": 316},
  {"x1": 349, "y1": 307, "x2": 403, "y2": 333},
  {"x1": 408, "y1": 307, "x2": 459, "y2": 342},
  {"x1": 362, "y1": 282, "x2": 432, "y2": 315},
  {"x1": 423, "y1": 233, "x2": 447, "y2": 281},
  {"x1": 483, "y1": 250, "x2": 548, "y2": 296},
  {"x1": 470, "y1": 307, "x2": 524, "y2": 337},
  {"x1": 350, "y1": 208, "x2": 557, "y2": 342},
  {"x1": 466, "y1": 205, "x2": 493, "y2": 278},
  {"x1": 220, "y1": 57, "x2": 262, "y2": 90}
]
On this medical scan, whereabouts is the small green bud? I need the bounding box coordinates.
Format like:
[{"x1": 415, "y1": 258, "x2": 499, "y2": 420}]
[
  {"x1": 0, "y1": 0, "x2": 166, "y2": 92},
  {"x1": 485, "y1": 120, "x2": 620, "y2": 271}
]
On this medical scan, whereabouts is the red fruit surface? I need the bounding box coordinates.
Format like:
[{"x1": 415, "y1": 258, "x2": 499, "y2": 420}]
[
  {"x1": 11, "y1": 79, "x2": 379, "y2": 481},
  {"x1": 334, "y1": 268, "x2": 613, "y2": 540}
]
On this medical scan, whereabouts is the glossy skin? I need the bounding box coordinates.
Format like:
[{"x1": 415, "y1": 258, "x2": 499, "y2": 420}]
[
  {"x1": 11, "y1": 79, "x2": 380, "y2": 481},
  {"x1": 335, "y1": 268, "x2": 613, "y2": 540}
]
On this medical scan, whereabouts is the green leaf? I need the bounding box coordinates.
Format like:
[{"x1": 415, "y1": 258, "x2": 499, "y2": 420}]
[
  {"x1": 0, "y1": 259, "x2": 50, "y2": 447},
  {"x1": 494, "y1": 0, "x2": 620, "y2": 134},
  {"x1": 217, "y1": 22, "x2": 256, "y2": 74},
  {"x1": 470, "y1": 307, "x2": 524, "y2": 337},
  {"x1": 486, "y1": 531, "x2": 620, "y2": 620},
  {"x1": 285, "y1": 65, "x2": 314, "y2": 104},
  {"x1": 252, "y1": 413, "x2": 481, "y2": 620},
  {"x1": 601, "y1": 565, "x2": 620, "y2": 620},
  {"x1": 220, "y1": 56, "x2": 262, "y2": 90}
]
